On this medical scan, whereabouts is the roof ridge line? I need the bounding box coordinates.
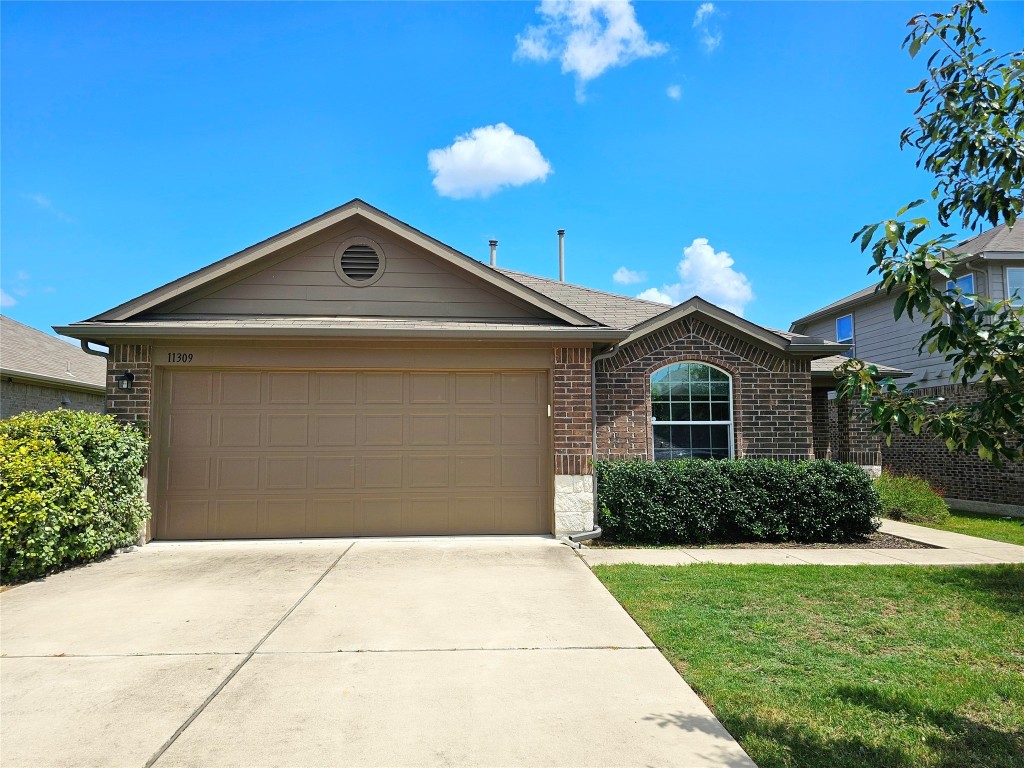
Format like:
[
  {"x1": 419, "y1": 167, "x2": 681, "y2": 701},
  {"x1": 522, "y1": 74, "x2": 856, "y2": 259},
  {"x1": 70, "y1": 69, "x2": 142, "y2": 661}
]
[{"x1": 493, "y1": 267, "x2": 672, "y2": 308}]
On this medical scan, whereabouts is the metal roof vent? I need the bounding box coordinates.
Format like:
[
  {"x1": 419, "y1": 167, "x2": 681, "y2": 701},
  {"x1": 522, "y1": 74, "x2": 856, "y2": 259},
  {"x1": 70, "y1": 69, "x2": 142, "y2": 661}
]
[{"x1": 334, "y1": 237, "x2": 385, "y2": 286}]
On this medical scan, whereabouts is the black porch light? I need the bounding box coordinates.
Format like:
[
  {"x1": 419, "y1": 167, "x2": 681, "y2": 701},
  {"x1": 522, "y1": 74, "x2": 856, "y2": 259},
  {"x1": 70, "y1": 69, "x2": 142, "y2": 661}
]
[{"x1": 115, "y1": 371, "x2": 135, "y2": 391}]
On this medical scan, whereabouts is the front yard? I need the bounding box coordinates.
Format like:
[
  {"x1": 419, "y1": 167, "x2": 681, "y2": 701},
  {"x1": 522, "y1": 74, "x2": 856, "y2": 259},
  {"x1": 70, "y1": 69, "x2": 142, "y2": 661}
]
[
  {"x1": 920, "y1": 511, "x2": 1024, "y2": 547},
  {"x1": 596, "y1": 563, "x2": 1024, "y2": 768}
]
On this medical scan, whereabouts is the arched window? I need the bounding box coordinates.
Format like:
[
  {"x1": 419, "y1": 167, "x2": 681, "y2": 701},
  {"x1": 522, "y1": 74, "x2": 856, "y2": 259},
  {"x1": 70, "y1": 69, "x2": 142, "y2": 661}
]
[{"x1": 651, "y1": 362, "x2": 733, "y2": 460}]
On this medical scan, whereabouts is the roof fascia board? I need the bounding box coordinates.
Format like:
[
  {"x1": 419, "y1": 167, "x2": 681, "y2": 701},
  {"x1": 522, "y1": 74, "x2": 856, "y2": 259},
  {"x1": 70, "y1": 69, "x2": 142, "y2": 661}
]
[
  {"x1": 979, "y1": 251, "x2": 1024, "y2": 260},
  {"x1": 0, "y1": 367, "x2": 104, "y2": 393},
  {"x1": 53, "y1": 324, "x2": 628, "y2": 342},
  {"x1": 92, "y1": 200, "x2": 598, "y2": 328}
]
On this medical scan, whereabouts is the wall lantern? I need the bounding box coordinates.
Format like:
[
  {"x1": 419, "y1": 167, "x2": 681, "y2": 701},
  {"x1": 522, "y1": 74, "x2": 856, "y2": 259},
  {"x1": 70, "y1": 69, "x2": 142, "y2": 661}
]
[{"x1": 115, "y1": 371, "x2": 135, "y2": 391}]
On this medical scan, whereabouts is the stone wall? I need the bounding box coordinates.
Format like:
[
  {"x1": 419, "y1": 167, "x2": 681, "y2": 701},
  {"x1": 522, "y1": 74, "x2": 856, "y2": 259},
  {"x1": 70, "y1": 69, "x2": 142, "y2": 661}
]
[
  {"x1": 595, "y1": 318, "x2": 813, "y2": 461},
  {"x1": 0, "y1": 379, "x2": 104, "y2": 419}
]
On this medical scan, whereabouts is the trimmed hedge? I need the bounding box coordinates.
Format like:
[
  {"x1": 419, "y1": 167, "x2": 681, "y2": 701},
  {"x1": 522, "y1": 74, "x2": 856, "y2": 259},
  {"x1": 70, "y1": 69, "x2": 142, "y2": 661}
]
[
  {"x1": 874, "y1": 471, "x2": 950, "y2": 523},
  {"x1": 595, "y1": 458, "x2": 881, "y2": 544},
  {"x1": 1, "y1": 410, "x2": 150, "y2": 583}
]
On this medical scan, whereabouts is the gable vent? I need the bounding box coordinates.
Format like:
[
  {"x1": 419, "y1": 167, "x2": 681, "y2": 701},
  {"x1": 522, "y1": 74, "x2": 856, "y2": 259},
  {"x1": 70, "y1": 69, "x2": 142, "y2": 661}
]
[
  {"x1": 340, "y1": 245, "x2": 380, "y2": 281},
  {"x1": 334, "y1": 238, "x2": 385, "y2": 286}
]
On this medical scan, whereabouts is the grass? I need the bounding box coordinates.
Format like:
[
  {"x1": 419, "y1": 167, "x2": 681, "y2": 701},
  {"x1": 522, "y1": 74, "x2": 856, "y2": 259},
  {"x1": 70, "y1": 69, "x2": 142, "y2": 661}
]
[
  {"x1": 595, "y1": 563, "x2": 1024, "y2": 768},
  {"x1": 915, "y1": 510, "x2": 1024, "y2": 547}
]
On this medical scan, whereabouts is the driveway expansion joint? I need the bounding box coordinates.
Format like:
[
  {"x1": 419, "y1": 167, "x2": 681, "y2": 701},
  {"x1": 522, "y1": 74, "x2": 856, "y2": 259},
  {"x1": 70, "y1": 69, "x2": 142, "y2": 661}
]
[{"x1": 143, "y1": 542, "x2": 356, "y2": 768}]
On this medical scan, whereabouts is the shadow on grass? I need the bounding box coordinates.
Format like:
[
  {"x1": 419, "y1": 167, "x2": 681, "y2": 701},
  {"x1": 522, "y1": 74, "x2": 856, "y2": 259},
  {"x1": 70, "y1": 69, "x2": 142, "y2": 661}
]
[
  {"x1": 835, "y1": 684, "x2": 1024, "y2": 768},
  {"x1": 927, "y1": 563, "x2": 1024, "y2": 615}
]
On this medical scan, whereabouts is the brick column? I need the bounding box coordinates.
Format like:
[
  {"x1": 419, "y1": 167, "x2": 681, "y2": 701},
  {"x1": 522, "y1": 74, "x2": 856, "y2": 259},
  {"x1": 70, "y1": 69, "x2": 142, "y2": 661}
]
[
  {"x1": 811, "y1": 387, "x2": 832, "y2": 459},
  {"x1": 552, "y1": 346, "x2": 594, "y2": 535},
  {"x1": 829, "y1": 396, "x2": 882, "y2": 471},
  {"x1": 107, "y1": 344, "x2": 153, "y2": 431}
]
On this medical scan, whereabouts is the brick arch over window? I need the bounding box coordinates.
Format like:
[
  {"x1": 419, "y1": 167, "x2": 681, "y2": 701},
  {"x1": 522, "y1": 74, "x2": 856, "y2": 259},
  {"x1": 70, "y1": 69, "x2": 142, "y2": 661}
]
[
  {"x1": 594, "y1": 321, "x2": 812, "y2": 461},
  {"x1": 648, "y1": 359, "x2": 735, "y2": 460}
]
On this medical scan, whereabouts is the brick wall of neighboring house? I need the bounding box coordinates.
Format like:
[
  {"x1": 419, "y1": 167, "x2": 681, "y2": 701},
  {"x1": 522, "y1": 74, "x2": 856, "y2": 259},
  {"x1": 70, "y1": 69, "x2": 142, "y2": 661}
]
[
  {"x1": 553, "y1": 346, "x2": 593, "y2": 475},
  {"x1": 106, "y1": 344, "x2": 153, "y2": 430},
  {"x1": 0, "y1": 379, "x2": 105, "y2": 419},
  {"x1": 595, "y1": 318, "x2": 813, "y2": 461},
  {"x1": 878, "y1": 382, "x2": 1024, "y2": 507},
  {"x1": 811, "y1": 387, "x2": 831, "y2": 459},
  {"x1": 827, "y1": 397, "x2": 883, "y2": 466}
]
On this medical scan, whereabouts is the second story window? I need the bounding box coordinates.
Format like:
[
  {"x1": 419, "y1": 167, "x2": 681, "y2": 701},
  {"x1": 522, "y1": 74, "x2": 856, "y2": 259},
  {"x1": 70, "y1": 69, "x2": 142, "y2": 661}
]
[
  {"x1": 1007, "y1": 268, "x2": 1024, "y2": 308},
  {"x1": 946, "y1": 273, "x2": 976, "y2": 306},
  {"x1": 836, "y1": 314, "x2": 854, "y2": 356}
]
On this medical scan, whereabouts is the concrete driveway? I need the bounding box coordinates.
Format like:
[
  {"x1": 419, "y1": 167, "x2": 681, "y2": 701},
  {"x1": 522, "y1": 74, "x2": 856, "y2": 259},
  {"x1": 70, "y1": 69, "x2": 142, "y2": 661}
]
[{"x1": 1, "y1": 538, "x2": 754, "y2": 768}]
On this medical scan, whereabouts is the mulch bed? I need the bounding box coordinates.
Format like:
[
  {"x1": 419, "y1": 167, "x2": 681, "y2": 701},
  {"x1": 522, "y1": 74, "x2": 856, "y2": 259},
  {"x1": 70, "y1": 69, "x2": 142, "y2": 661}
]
[{"x1": 588, "y1": 532, "x2": 934, "y2": 550}]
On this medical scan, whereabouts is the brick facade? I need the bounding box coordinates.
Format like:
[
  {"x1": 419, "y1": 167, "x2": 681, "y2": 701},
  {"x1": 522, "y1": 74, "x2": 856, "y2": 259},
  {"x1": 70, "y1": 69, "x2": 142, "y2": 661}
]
[
  {"x1": 553, "y1": 346, "x2": 593, "y2": 475},
  {"x1": 826, "y1": 397, "x2": 883, "y2": 466},
  {"x1": 879, "y1": 383, "x2": 1024, "y2": 507},
  {"x1": 106, "y1": 344, "x2": 153, "y2": 431},
  {"x1": 595, "y1": 318, "x2": 812, "y2": 460},
  {"x1": 811, "y1": 387, "x2": 831, "y2": 459},
  {"x1": 0, "y1": 379, "x2": 105, "y2": 419}
]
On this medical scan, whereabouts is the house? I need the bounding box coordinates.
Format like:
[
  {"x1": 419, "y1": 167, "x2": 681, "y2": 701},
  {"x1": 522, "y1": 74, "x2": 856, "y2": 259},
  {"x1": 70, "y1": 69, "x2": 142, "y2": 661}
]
[
  {"x1": 0, "y1": 315, "x2": 106, "y2": 418},
  {"x1": 55, "y1": 199, "x2": 888, "y2": 541},
  {"x1": 791, "y1": 224, "x2": 1024, "y2": 386},
  {"x1": 790, "y1": 224, "x2": 1024, "y2": 514}
]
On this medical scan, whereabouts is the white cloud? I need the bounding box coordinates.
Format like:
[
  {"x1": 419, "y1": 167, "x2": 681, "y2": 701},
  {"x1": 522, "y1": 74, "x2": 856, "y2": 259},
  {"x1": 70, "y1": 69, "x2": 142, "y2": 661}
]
[
  {"x1": 666, "y1": 84, "x2": 682, "y2": 100},
  {"x1": 0, "y1": 289, "x2": 17, "y2": 307},
  {"x1": 427, "y1": 123, "x2": 553, "y2": 199},
  {"x1": 636, "y1": 287, "x2": 673, "y2": 304},
  {"x1": 692, "y1": 2, "x2": 722, "y2": 53},
  {"x1": 22, "y1": 193, "x2": 75, "y2": 223},
  {"x1": 613, "y1": 266, "x2": 646, "y2": 285},
  {"x1": 515, "y1": 0, "x2": 668, "y2": 102},
  {"x1": 639, "y1": 238, "x2": 754, "y2": 315}
]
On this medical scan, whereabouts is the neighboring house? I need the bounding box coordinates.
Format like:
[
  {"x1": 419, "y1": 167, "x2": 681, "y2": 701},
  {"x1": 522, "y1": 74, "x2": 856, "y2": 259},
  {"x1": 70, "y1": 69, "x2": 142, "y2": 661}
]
[
  {"x1": 790, "y1": 224, "x2": 1024, "y2": 513},
  {"x1": 0, "y1": 315, "x2": 106, "y2": 418},
  {"x1": 791, "y1": 224, "x2": 1024, "y2": 386},
  {"x1": 55, "y1": 199, "x2": 889, "y2": 542}
]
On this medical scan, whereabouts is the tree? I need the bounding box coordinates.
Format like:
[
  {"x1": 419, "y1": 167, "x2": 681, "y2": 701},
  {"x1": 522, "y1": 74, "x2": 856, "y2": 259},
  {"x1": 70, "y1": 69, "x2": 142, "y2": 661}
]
[{"x1": 836, "y1": 0, "x2": 1024, "y2": 464}]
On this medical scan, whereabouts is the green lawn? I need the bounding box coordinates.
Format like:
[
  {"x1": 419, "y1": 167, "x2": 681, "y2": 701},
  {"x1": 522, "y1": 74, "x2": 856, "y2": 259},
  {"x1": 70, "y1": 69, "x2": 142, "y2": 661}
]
[
  {"x1": 917, "y1": 511, "x2": 1024, "y2": 547},
  {"x1": 595, "y1": 563, "x2": 1024, "y2": 768}
]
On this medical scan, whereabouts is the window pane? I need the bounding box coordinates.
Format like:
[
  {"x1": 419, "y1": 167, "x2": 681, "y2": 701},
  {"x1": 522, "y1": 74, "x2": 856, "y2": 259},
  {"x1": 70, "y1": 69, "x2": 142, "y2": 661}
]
[
  {"x1": 670, "y1": 379, "x2": 689, "y2": 398},
  {"x1": 670, "y1": 402, "x2": 690, "y2": 421},
  {"x1": 836, "y1": 315, "x2": 853, "y2": 342},
  {"x1": 690, "y1": 380, "x2": 710, "y2": 399},
  {"x1": 691, "y1": 402, "x2": 711, "y2": 421},
  {"x1": 710, "y1": 382, "x2": 729, "y2": 400},
  {"x1": 710, "y1": 425, "x2": 729, "y2": 449},
  {"x1": 652, "y1": 401, "x2": 670, "y2": 421},
  {"x1": 651, "y1": 367, "x2": 670, "y2": 384},
  {"x1": 651, "y1": 380, "x2": 670, "y2": 399},
  {"x1": 653, "y1": 425, "x2": 673, "y2": 450},
  {"x1": 711, "y1": 402, "x2": 730, "y2": 421},
  {"x1": 673, "y1": 426, "x2": 693, "y2": 458},
  {"x1": 1008, "y1": 268, "x2": 1024, "y2": 306},
  {"x1": 708, "y1": 367, "x2": 728, "y2": 382}
]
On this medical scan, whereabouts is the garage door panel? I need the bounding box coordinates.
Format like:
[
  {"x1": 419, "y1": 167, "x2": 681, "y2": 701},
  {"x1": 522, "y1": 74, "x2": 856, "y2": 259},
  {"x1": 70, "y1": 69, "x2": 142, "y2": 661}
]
[
  {"x1": 218, "y1": 457, "x2": 260, "y2": 490},
  {"x1": 220, "y1": 372, "x2": 261, "y2": 404},
  {"x1": 260, "y1": 498, "x2": 307, "y2": 537},
  {"x1": 315, "y1": 414, "x2": 356, "y2": 446},
  {"x1": 359, "y1": 497, "x2": 403, "y2": 536},
  {"x1": 264, "y1": 456, "x2": 308, "y2": 489},
  {"x1": 313, "y1": 456, "x2": 355, "y2": 489},
  {"x1": 219, "y1": 414, "x2": 261, "y2": 447},
  {"x1": 310, "y1": 498, "x2": 355, "y2": 536},
  {"x1": 158, "y1": 369, "x2": 549, "y2": 539},
  {"x1": 211, "y1": 499, "x2": 259, "y2": 538},
  {"x1": 268, "y1": 373, "x2": 310, "y2": 404}
]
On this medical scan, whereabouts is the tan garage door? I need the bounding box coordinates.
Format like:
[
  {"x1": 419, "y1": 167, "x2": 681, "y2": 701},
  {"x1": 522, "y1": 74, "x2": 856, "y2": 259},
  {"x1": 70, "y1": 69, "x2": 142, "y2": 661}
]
[{"x1": 154, "y1": 369, "x2": 550, "y2": 539}]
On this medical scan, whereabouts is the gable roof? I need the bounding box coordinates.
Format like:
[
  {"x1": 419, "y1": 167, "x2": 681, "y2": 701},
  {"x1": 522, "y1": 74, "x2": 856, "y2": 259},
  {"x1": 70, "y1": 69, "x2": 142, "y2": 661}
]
[
  {"x1": 0, "y1": 315, "x2": 105, "y2": 392},
  {"x1": 790, "y1": 223, "x2": 1022, "y2": 330},
  {"x1": 88, "y1": 199, "x2": 597, "y2": 328}
]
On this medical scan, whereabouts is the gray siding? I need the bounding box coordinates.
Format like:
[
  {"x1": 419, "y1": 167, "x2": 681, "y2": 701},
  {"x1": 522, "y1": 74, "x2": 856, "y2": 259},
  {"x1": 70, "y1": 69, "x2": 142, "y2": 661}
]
[
  {"x1": 166, "y1": 225, "x2": 546, "y2": 320},
  {"x1": 798, "y1": 262, "x2": 1006, "y2": 386}
]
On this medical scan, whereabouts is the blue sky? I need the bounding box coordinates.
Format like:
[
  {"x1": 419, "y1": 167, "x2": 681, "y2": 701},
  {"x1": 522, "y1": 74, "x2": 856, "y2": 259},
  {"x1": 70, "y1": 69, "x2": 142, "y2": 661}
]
[{"x1": 2, "y1": 1, "x2": 1021, "y2": 336}]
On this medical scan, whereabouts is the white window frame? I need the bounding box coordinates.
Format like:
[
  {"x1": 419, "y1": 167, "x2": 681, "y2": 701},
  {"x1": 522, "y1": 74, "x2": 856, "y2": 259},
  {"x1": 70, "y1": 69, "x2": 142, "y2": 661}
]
[
  {"x1": 649, "y1": 361, "x2": 734, "y2": 460},
  {"x1": 946, "y1": 272, "x2": 976, "y2": 306},
  {"x1": 1007, "y1": 267, "x2": 1024, "y2": 307}
]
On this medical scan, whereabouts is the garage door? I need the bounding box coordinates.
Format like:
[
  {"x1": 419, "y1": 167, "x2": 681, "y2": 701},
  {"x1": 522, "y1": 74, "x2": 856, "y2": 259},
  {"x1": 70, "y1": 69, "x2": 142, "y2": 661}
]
[{"x1": 154, "y1": 369, "x2": 550, "y2": 539}]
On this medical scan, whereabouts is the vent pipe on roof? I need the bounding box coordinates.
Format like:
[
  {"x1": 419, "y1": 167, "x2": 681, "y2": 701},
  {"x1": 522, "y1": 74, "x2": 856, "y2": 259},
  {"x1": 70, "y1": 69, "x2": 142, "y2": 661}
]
[
  {"x1": 489, "y1": 239, "x2": 498, "y2": 267},
  {"x1": 558, "y1": 229, "x2": 565, "y2": 282}
]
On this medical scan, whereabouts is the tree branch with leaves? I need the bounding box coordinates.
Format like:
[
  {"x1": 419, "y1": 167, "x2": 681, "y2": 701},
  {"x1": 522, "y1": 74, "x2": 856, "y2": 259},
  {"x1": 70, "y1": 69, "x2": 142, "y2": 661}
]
[{"x1": 836, "y1": 0, "x2": 1023, "y2": 463}]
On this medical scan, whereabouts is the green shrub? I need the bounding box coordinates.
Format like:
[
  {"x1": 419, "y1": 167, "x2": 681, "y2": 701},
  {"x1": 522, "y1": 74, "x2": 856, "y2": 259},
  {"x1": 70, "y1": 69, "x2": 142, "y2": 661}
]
[
  {"x1": 596, "y1": 458, "x2": 881, "y2": 544},
  {"x1": 874, "y1": 471, "x2": 949, "y2": 523},
  {"x1": 0, "y1": 410, "x2": 150, "y2": 583}
]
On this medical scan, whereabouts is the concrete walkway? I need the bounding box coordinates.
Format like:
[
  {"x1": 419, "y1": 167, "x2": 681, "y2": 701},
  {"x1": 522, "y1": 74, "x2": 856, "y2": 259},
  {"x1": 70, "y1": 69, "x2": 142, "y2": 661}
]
[
  {"x1": 1, "y1": 537, "x2": 755, "y2": 768},
  {"x1": 579, "y1": 519, "x2": 1024, "y2": 567}
]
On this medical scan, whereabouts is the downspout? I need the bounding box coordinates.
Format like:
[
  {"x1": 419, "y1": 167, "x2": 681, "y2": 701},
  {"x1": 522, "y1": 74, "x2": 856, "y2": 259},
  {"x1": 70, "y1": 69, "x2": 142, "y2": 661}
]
[
  {"x1": 80, "y1": 340, "x2": 109, "y2": 359},
  {"x1": 564, "y1": 342, "x2": 619, "y2": 546}
]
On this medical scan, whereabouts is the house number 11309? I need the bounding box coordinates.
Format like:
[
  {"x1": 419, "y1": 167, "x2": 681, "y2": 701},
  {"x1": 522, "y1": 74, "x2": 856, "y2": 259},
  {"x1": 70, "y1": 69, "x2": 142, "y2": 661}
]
[{"x1": 167, "y1": 353, "x2": 193, "y2": 363}]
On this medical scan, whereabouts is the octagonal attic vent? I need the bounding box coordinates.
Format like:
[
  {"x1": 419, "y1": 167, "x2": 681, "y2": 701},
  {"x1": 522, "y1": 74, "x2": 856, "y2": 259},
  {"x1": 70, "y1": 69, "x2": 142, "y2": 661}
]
[{"x1": 334, "y1": 238, "x2": 385, "y2": 286}]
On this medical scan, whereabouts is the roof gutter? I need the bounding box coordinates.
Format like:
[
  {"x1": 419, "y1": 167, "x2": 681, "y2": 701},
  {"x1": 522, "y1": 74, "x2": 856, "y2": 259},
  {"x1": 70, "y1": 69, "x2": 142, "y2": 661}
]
[{"x1": 0, "y1": 367, "x2": 105, "y2": 394}]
